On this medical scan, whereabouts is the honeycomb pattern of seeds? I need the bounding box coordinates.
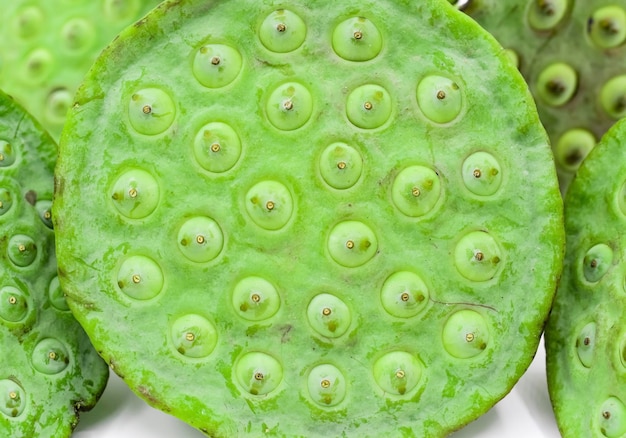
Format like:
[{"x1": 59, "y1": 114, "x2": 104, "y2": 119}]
[
  {"x1": 109, "y1": 168, "x2": 160, "y2": 220},
  {"x1": 588, "y1": 6, "x2": 626, "y2": 50},
  {"x1": 391, "y1": 165, "x2": 442, "y2": 217},
  {"x1": 177, "y1": 216, "x2": 224, "y2": 263},
  {"x1": 128, "y1": 88, "x2": 176, "y2": 135},
  {"x1": 555, "y1": 129, "x2": 596, "y2": 173},
  {"x1": 306, "y1": 364, "x2": 347, "y2": 407},
  {"x1": 193, "y1": 122, "x2": 242, "y2": 173},
  {"x1": 582, "y1": 243, "x2": 613, "y2": 283},
  {"x1": 232, "y1": 276, "x2": 281, "y2": 321},
  {"x1": 170, "y1": 314, "x2": 218, "y2": 359},
  {"x1": 332, "y1": 16, "x2": 383, "y2": 61},
  {"x1": 31, "y1": 338, "x2": 70, "y2": 375},
  {"x1": 575, "y1": 321, "x2": 596, "y2": 368},
  {"x1": 116, "y1": 255, "x2": 164, "y2": 300},
  {"x1": 454, "y1": 231, "x2": 503, "y2": 282},
  {"x1": 527, "y1": 0, "x2": 569, "y2": 31},
  {"x1": 0, "y1": 140, "x2": 17, "y2": 168},
  {"x1": 0, "y1": 188, "x2": 13, "y2": 216},
  {"x1": 7, "y1": 234, "x2": 37, "y2": 268},
  {"x1": 416, "y1": 75, "x2": 464, "y2": 124},
  {"x1": 259, "y1": 9, "x2": 307, "y2": 53},
  {"x1": 235, "y1": 352, "x2": 283, "y2": 396},
  {"x1": 599, "y1": 397, "x2": 626, "y2": 438},
  {"x1": 442, "y1": 309, "x2": 490, "y2": 359},
  {"x1": 318, "y1": 142, "x2": 363, "y2": 190},
  {"x1": 265, "y1": 82, "x2": 313, "y2": 131},
  {"x1": 0, "y1": 286, "x2": 30, "y2": 323},
  {"x1": 306, "y1": 293, "x2": 352, "y2": 338},
  {"x1": 245, "y1": 180, "x2": 293, "y2": 230},
  {"x1": 380, "y1": 271, "x2": 429, "y2": 318},
  {"x1": 48, "y1": 276, "x2": 69, "y2": 311},
  {"x1": 192, "y1": 44, "x2": 243, "y2": 89},
  {"x1": 372, "y1": 351, "x2": 422, "y2": 396},
  {"x1": 462, "y1": 151, "x2": 503, "y2": 196},
  {"x1": 600, "y1": 75, "x2": 626, "y2": 120},
  {"x1": 536, "y1": 62, "x2": 578, "y2": 107},
  {"x1": 346, "y1": 84, "x2": 392, "y2": 129},
  {"x1": 327, "y1": 220, "x2": 377, "y2": 268},
  {"x1": 0, "y1": 380, "x2": 26, "y2": 418}
]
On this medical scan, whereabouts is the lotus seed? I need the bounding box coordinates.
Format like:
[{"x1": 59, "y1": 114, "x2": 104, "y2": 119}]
[
  {"x1": 259, "y1": 10, "x2": 306, "y2": 53},
  {"x1": 245, "y1": 181, "x2": 293, "y2": 230},
  {"x1": 319, "y1": 143, "x2": 363, "y2": 190},
  {"x1": 117, "y1": 255, "x2": 164, "y2": 300},
  {"x1": 232, "y1": 276, "x2": 280, "y2": 321},
  {"x1": 373, "y1": 352, "x2": 422, "y2": 396},
  {"x1": 32, "y1": 339, "x2": 70, "y2": 375},
  {"x1": 8, "y1": 235, "x2": 37, "y2": 267},
  {"x1": 109, "y1": 169, "x2": 160, "y2": 219},
  {"x1": 170, "y1": 314, "x2": 218, "y2": 358},
  {"x1": 391, "y1": 165, "x2": 442, "y2": 217},
  {"x1": 599, "y1": 397, "x2": 626, "y2": 437},
  {"x1": 588, "y1": 6, "x2": 626, "y2": 49},
  {"x1": 177, "y1": 217, "x2": 224, "y2": 263},
  {"x1": 582, "y1": 243, "x2": 613, "y2": 283},
  {"x1": 600, "y1": 75, "x2": 626, "y2": 119},
  {"x1": 332, "y1": 17, "x2": 382, "y2": 61},
  {"x1": 127, "y1": 88, "x2": 176, "y2": 135},
  {"x1": 528, "y1": 0, "x2": 568, "y2": 31},
  {"x1": 346, "y1": 84, "x2": 392, "y2": 129},
  {"x1": 235, "y1": 352, "x2": 283, "y2": 396},
  {"x1": 454, "y1": 231, "x2": 502, "y2": 282},
  {"x1": 266, "y1": 82, "x2": 313, "y2": 130},
  {"x1": 536, "y1": 63, "x2": 578, "y2": 107},
  {"x1": 417, "y1": 75, "x2": 463, "y2": 124},
  {"x1": 192, "y1": 44, "x2": 243, "y2": 88},
  {"x1": 327, "y1": 221, "x2": 377, "y2": 267},
  {"x1": 193, "y1": 122, "x2": 242, "y2": 173},
  {"x1": 442, "y1": 309, "x2": 490, "y2": 359},
  {"x1": 307, "y1": 294, "x2": 351, "y2": 338}
]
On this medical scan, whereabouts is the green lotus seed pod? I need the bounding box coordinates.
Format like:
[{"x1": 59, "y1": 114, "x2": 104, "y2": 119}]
[
  {"x1": 54, "y1": 0, "x2": 564, "y2": 435},
  {"x1": 546, "y1": 118, "x2": 626, "y2": 438},
  {"x1": 0, "y1": 0, "x2": 163, "y2": 141},
  {"x1": 0, "y1": 92, "x2": 108, "y2": 437}
]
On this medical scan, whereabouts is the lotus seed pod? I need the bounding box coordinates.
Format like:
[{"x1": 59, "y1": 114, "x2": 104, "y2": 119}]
[
  {"x1": 0, "y1": 0, "x2": 163, "y2": 141},
  {"x1": 54, "y1": 0, "x2": 564, "y2": 436},
  {"x1": 0, "y1": 92, "x2": 108, "y2": 437},
  {"x1": 545, "y1": 118, "x2": 626, "y2": 437},
  {"x1": 460, "y1": 0, "x2": 626, "y2": 193}
]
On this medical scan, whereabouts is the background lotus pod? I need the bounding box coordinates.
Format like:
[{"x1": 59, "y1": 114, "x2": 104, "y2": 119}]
[
  {"x1": 53, "y1": 0, "x2": 564, "y2": 436},
  {"x1": 458, "y1": 0, "x2": 626, "y2": 193},
  {"x1": 0, "y1": 0, "x2": 163, "y2": 142},
  {"x1": 0, "y1": 91, "x2": 108, "y2": 437},
  {"x1": 545, "y1": 117, "x2": 626, "y2": 437}
]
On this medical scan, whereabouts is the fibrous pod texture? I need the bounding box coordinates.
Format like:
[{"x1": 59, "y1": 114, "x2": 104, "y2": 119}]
[
  {"x1": 0, "y1": 92, "x2": 108, "y2": 437},
  {"x1": 0, "y1": 0, "x2": 163, "y2": 141},
  {"x1": 546, "y1": 118, "x2": 626, "y2": 437},
  {"x1": 460, "y1": 0, "x2": 626, "y2": 193},
  {"x1": 54, "y1": 1, "x2": 564, "y2": 436}
]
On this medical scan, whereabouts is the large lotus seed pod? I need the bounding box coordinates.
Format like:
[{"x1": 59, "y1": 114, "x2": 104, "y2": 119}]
[
  {"x1": 545, "y1": 118, "x2": 626, "y2": 437},
  {"x1": 459, "y1": 0, "x2": 626, "y2": 193},
  {"x1": 0, "y1": 0, "x2": 163, "y2": 141},
  {"x1": 54, "y1": 0, "x2": 564, "y2": 436},
  {"x1": 0, "y1": 91, "x2": 108, "y2": 437}
]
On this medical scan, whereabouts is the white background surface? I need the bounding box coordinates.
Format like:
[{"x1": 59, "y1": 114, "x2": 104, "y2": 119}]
[{"x1": 73, "y1": 337, "x2": 561, "y2": 437}]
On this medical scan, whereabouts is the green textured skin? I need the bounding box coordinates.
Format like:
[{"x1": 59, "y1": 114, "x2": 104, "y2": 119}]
[
  {"x1": 461, "y1": 0, "x2": 626, "y2": 193},
  {"x1": 546, "y1": 119, "x2": 626, "y2": 437},
  {"x1": 0, "y1": 0, "x2": 163, "y2": 141},
  {"x1": 54, "y1": 0, "x2": 564, "y2": 436},
  {"x1": 0, "y1": 92, "x2": 108, "y2": 437}
]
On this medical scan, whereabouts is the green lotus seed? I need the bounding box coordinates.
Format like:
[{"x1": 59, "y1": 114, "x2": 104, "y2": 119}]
[
  {"x1": 442, "y1": 309, "x2": 490, "y2": 359},
  {"x1": 454, "y1": 231, "x2": 502, "y2": 282},
  {"x1": 61, "y1": 18, "x2": 95, "y2": 52},
  {"x1": 235, "y1": 352, "x2": 283, "y2": 396},
  {"x1": 109, "y1": 168, "x2": 160, "y2": 220},
  {"x1": 0, "y1": 380, "x2": 26, "y2": 418},
  {"x1": 128, "y1": 88, "x2": 176, "y2": 135},
  {"x1": 373, "y1": 351, "x2": 422, "y2": 396},
  {"x1": 582, "y1": 243, "x2": 613, "y2": 283},
  {"x1": 536, "y1": 62, "x2": 578, "y2": 107},
  {"x1": 44, "y1": 88, "x2": 73, "y2": 126},
  {"x1": 23, "y1": 48, "x2": 53, "y2": 84},
  {"x1": 599, "y1": 397, "x2": 626, "y2": 438},
  {"x1": 318, "y1": 143, "x2": 363, "y2": 190},
  {"x1": 0, "y1": 286, "x2": 29, "y2": 323},
  {"x1": 327, "y1": 221, "x2": 377, "y2": 268},
  {"x1": 192, "y1": 44, "x2": 243, "y2": 89},
  {"x1": 332, "y1": 17, "x2": 383, "y2": 61},
  {"x1": 416, "y1": 75, "x2": 463, "y2": 124},
  {"x1": 259, "y1": 9, "x2": 307, "y2": 53},
  {"x1": 265, "y1": 82, "x2": 313, "y2": 131},
  {"x1": 36, "y1": 200, "x2": 53, "y2": 229},
  {"x1": 575, "y1": 322, "x2": 596, "y2": 368},
  {"x1": 600, "y1": 75, "x2": 626, "y2": 119},
  {"x1": 170, "y1": 314, "x2": 218, "y2": 359},
  {"x1": 391, "y1": 165, "x2": 442, "y2": 217},
  {"x1": 0, "y1": 188, "x2": 13, "y2": 216},
  {"x1": 31, "y1": 338, "x2": 70, "y2": 375},
  {"x1": 307, "y1": 293, "x2": 351, "y2": 338},
  {"x1": 380, "y1": 271, "x2": 429, "y2": 318},
  {"x1": 117, "y1": 255, "x2": 164, "y2": 300},
  {"x1": 232, "y1": 276, "x2": 281, "y2": 321},
  {"x1": 245, "y1": 180, "x2": 293, "y2": 230},
  {"x1": 193, "y1": 122, "x2": 242, "y2": 173},
  {"x1": 307, "y1": 364, "x2": 347, "y2": 407},
  {"x1": 12, "y1": 6, "x2": 44, "y2": 40},
  {"x1": 346, "y1": 84, "x2": 392, "y2": 129},
  {"x1": 48, "y1": 276, "x2": 69, "y2": 312},
  {"x1": 177, "y1": 216, "x2": 224, "y2": 263},
  {"x1": 462, "y1": 151, "x2": 503, "y2": 196},
  {"x1": 527, "y1": 0, "x2": 568, "y2": 31},
  {"x1": 555, "y1": 129, "x2": 596, "y2": 173},
  {"x1": 103, "y1": 0, "x2": 141, "y2": 21},
  {"x1": 588, "y1": 6, "x2": 626, "y2": 50},
  {"x1": 7, "y1": 235, "x2": 37, "y2": 268},
  {"x1": 0, "y1": 140, "x2": 16, "y2": 168}
]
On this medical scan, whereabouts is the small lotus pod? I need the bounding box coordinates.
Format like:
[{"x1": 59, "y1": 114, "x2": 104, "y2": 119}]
[
  {"x1": 0, "y1": 92, "x2": 108, "y2": 437},
  {"x1": 458, "y1": 0, "x2": 626, "y2": 193},
  {"x1": 53, "y1": 0, "x2": 564, "y2": 436},
  {"x1": 545, "y1": 117, "x2": 626, "y2": 437},
  {"x1": 0, "y1": 0, "x2": 163, "y2": 141}
]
